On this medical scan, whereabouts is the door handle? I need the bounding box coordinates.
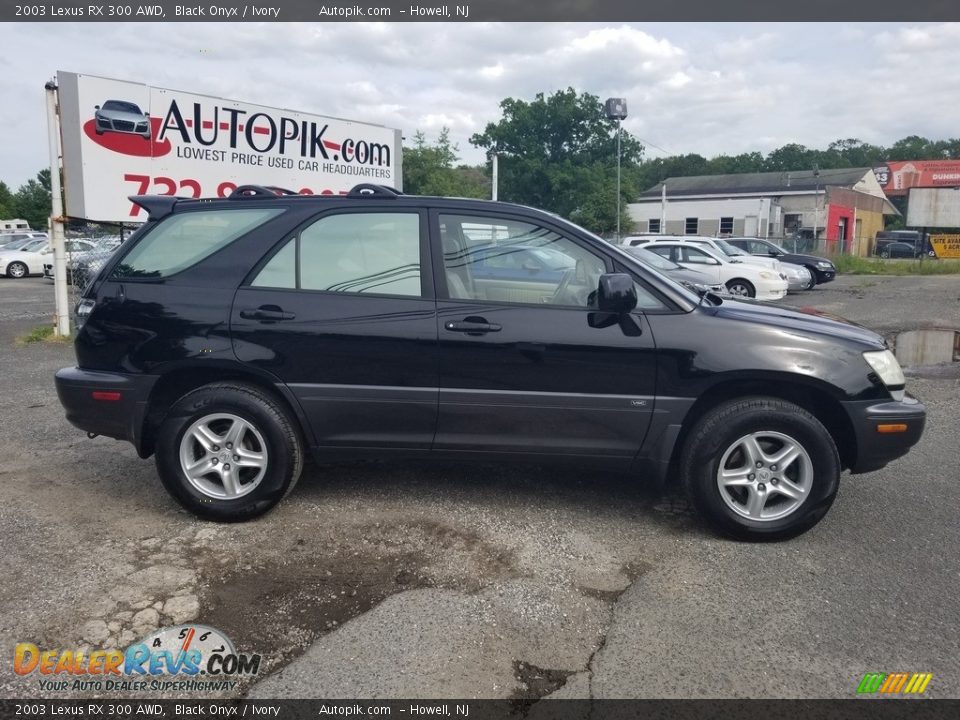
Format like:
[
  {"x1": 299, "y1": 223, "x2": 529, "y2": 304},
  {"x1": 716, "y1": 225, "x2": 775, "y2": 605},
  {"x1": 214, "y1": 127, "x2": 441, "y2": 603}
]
[
  {"x1": 444, "y1": 318, "x2": 502, "y2": 335},
  {"x1": 240, "y1": 305, "x2": 296, "y2": 321}
]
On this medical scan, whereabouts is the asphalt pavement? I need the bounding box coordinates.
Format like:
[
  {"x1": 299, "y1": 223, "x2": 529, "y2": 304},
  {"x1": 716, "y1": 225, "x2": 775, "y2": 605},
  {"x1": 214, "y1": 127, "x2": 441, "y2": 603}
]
[{"x1": 1, "y1": 274, "x2": 957, "y2": 700}]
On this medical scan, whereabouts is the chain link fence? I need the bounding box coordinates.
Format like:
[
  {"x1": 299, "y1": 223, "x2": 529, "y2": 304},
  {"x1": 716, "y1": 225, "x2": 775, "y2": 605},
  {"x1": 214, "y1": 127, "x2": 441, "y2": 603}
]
[{"x1": 44, "y1": 237, "x2": 123, "y2": 307}]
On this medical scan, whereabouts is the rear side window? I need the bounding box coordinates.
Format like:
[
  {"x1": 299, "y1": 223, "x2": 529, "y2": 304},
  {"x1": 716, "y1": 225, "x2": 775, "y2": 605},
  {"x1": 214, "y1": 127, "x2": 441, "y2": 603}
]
[
  {"x1": 252, "y1": 212, "x2": 422, "y2": 297},
  {"x1": 112, "y1": 208, "x2": 282, "y2": 279}
]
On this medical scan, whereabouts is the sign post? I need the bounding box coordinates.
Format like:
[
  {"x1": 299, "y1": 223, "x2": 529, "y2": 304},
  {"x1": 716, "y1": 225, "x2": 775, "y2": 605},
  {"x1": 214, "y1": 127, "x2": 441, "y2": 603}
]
[{"x1": 45, "y1": 80, "x2": 70, "y2": 338}]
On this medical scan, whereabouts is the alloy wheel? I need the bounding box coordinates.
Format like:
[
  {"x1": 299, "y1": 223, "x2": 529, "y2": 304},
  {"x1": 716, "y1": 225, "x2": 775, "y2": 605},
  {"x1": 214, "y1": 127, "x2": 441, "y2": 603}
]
[
  {"x1": 716, "y1": 431, "x2": 813, "y2": 522},
  {"x1": 178, "y1": 413, "x2": 268, "y2": 499}
]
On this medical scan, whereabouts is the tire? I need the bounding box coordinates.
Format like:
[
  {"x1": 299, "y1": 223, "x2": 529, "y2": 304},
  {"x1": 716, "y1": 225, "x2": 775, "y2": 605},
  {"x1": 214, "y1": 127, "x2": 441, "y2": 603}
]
[
  {"x1": 725, "y1": 279, "x2": 755, "y2": 298},
  {"x1": 680, "y1": 396, "x2": 840, "y2": 541},
  {"x1": 155, "y1": 382, "x2": 304, "y2": 521},
  {"x1": 803, "y1": 267, "x2": 817, "y2": 290},
  {"x1": 879, "y1": 250, "x2": 890, "y2": 258},
  {"x1": 6, "y1": 261, "x2": 28, "y2": 279}
]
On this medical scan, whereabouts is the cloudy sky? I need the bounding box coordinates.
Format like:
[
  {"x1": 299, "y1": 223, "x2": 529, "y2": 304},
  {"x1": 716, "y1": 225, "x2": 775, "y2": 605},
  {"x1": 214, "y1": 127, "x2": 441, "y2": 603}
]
[{"x1": 2, "y1": 22, "x2": 960, "y2": 188}]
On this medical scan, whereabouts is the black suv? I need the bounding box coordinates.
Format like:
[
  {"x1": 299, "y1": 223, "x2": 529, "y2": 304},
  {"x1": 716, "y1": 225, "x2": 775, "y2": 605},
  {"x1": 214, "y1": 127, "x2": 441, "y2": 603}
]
[
  {"x1": 55, "y1": 184, "x2": 925, "y2": 540},
  {"x1": 726, "y1": 237, "x2": 836, "y2": 287}
]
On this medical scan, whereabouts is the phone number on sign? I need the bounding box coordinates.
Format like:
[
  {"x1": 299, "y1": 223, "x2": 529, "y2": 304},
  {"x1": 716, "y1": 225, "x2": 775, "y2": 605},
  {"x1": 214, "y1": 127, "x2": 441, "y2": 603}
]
[{"x1": 124, "y1": 174, "x2": 346, "y2": 217}]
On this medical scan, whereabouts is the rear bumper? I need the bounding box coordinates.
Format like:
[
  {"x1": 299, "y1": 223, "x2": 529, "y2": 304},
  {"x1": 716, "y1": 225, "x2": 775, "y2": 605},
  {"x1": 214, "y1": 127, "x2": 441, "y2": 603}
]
[
  {"x1": 55, "y1": 367, "x2": 158, "y2": 454},
  {"x1": 843, "y1": 394, "x2": 926, "y2": 474}
]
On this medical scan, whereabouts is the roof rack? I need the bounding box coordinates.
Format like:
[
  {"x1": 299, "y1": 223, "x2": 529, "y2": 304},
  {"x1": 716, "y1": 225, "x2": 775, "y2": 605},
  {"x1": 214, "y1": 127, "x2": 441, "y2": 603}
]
[
  {"x1": 230, "y1": 185, "x2": 299, "y2": 198},
  {"x1": 347, "y1": 184, "x2": 402, "y2": 198}
]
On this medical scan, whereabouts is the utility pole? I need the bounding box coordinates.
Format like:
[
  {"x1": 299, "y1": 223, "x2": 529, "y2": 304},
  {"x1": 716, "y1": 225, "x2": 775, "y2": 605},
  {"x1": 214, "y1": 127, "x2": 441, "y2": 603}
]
[
  {"x1": 812, "y1": 164, "x2": 820, "y2": 253},
  {"x1": 604, "y1": 98, "x2": 628, "y2": 243},
  {"x1": 490, "y1": 150, "x2": 498, "y2": 202}
]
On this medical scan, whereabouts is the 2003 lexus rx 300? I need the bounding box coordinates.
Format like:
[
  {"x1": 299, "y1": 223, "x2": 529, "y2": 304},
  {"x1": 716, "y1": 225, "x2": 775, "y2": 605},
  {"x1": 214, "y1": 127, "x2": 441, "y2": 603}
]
[{"x1": 55, "y1": 185, "x2": 925, "y2": 540}]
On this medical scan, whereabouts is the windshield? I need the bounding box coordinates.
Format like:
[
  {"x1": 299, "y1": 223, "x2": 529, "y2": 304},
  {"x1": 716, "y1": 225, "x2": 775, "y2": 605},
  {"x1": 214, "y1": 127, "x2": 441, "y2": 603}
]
[
  {"x1": 3, "y1": 238, "x2": 37, "y2": 251},
  {"x1": 102, "y1": 100, "x2": 142, "y2": 114},
  {"x1": 715, "y1": 238, "x2": 746, "y2": 257}
]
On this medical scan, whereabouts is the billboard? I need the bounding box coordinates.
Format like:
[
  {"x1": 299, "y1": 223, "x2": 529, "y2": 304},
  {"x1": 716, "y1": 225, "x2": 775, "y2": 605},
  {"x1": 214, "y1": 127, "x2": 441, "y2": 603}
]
[
  {"x1": 57, "y1": 71, "x2": 403, "y2": 223},
  {"x1": 872, "y1": 160, "x2": 960, "y2": 197},
  {"x1": 906, "y1": 187, "x2": 960, "y2": 228}
]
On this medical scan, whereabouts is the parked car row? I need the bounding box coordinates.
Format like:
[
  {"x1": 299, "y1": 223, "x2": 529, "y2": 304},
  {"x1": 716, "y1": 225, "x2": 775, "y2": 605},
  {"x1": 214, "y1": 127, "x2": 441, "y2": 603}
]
[
  {"x1": 621, "y1": 234, "x2": 833, "y2": 295},
  {"x1": 43, "y1": 237, "x2": 123, "y2": 288},
  {"x1": 0, "y1": 237, "x2": 97, "y2": 278}
]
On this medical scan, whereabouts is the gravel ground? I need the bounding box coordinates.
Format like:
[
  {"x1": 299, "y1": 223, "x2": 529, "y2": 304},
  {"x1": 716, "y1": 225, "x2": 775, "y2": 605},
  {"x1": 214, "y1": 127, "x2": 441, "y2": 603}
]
[{"x1": 1, "y1": 274, "x2": 957, "y2": 700}]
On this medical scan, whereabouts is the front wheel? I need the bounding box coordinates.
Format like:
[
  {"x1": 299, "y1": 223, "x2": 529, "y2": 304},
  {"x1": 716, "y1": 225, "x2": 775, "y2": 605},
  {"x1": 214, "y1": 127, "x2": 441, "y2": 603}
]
[
  {"x1": 880, "y1": 250, "x2": 890, "y2": 258},
  {"x1": 680, "y1": 397, "x2": 840, "y2": 541},
  {"x1": 725, "y1": 279, "x2": 755, "y2": 298},
  {"x1": 803, "y1": 268, "x2": 817, "y2": 290},
  {"x1": 155, "y1": 382, "x2": 304, "y2": 521}
]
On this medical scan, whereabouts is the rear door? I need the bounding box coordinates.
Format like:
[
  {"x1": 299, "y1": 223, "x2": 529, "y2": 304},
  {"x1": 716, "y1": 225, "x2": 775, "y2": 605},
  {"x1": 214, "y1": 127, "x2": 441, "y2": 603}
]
[
  {"x1": 231, "y1": 208, "x2": 439, "y2": 449},
  {"x1": 430, "y1": 209, "x2": 659, "y2": 460}
]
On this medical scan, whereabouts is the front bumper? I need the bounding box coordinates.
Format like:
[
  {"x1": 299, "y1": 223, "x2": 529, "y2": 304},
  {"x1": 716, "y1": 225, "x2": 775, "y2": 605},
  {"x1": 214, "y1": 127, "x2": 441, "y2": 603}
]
[
  {"x1": 843, "y1": 394, "x2": 926, "y2": 474},
  {"x1": 814, "y1": 268, "x2": 836, "y2": 283},
  {"x1": 55, "y1": 367, "x2": 158, "y2": 455}
]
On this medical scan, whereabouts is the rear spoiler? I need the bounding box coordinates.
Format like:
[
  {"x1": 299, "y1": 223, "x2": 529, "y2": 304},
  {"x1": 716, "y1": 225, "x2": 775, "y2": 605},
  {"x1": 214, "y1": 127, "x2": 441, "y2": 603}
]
[{"x1": 128, "y1": 195, "x2": 178, "y2": 221}]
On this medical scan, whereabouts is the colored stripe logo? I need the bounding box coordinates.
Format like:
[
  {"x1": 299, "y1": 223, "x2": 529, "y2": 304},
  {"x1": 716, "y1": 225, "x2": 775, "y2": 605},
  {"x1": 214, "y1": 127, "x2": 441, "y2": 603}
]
[{"x1": 858, "y1": 672, "x2": 932, "y2": 694}]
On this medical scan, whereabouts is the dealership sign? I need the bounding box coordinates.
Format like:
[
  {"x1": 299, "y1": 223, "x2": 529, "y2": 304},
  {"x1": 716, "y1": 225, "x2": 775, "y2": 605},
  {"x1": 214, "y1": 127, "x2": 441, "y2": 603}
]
[
  {"x1": 872, "y1": 160, "x2": 960, "y2": 197},
  {"x1": 57, "y1": 71, "x2": 403, "y2": 222}
]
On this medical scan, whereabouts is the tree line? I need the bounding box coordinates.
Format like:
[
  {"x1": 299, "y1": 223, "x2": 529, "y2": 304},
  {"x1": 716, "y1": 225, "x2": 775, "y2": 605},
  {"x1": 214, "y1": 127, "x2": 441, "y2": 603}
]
[
  {"x1": 406, "y1": 88, "x2": 960, "y2": 235},
  {"x1": 0, "y1": 169, "x2": 52, "y2": 231}
]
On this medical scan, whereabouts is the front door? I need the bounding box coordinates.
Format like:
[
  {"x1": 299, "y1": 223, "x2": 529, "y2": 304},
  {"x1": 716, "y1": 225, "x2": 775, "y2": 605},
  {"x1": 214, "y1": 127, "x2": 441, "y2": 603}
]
[
  {"x1": 431, "y1": 210, "x2": 658, "y2": 459},
  {"x1": 231, "y1": 209, "x2": 438, "y2": 449}
]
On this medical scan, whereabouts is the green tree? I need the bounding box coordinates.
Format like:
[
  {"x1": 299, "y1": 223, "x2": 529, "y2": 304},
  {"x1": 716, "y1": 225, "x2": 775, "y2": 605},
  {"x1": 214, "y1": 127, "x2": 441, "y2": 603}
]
[
  {"x1": 403, "y1": 128, "x2": 487, "y2": 199},
  {"x1": 470, "y1": 88, "x2": 644, "y2": 234},
  {"x1": 14, "y1": 170, "x2": 52, "y2": 230},
  {"x1": 0, "y1": 181, "x2": 15, "y2": 219}
]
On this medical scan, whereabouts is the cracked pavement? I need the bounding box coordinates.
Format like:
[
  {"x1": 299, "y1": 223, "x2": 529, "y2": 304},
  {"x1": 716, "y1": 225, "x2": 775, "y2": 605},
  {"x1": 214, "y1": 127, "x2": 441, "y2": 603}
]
[{"x1": 1, "y1": 275, "x2": 958, "y2": 699}]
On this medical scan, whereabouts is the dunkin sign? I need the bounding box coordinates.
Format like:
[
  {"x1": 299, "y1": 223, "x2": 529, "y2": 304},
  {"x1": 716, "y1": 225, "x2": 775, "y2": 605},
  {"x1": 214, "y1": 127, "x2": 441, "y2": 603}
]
[{"x1": 57, "y1": 71, "x2": 402, "y2": 222}]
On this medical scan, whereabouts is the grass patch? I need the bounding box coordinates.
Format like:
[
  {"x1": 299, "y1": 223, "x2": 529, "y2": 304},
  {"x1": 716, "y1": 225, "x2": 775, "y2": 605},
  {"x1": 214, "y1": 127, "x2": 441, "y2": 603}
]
[
  {"x1": 17, "y1": 325, "x2": 70, "y2": 345},
  {"x1": 831, "y1": 255, "x2": 960, "y2": 275}
]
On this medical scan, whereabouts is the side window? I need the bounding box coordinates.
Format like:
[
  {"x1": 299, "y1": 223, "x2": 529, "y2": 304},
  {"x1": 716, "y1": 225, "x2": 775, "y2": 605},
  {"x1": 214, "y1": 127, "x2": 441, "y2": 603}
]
[
  {"x1": 439, "y1": 214, "x2": 605, "y2": 308},
  {"x1": 748, "y1": 241, "x2": 768, "y2": 255},
  {"x1": 113, "y1": 208, "x2": 283, "y2": 279},
  {"x1": 646, "y1": 246, "x2": 673, "y2": 260},
  {"x1": 253, "y1": 212, "x2": 422, "y2": 297},
  {"x1": 681, "y1": 247, "x2": 715, "y2": 264}
]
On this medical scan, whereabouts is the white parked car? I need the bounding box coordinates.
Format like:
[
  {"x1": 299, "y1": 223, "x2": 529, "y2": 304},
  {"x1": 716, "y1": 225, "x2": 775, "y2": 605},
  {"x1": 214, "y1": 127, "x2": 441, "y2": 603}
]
[
  {"x1": 0, "y1": 238, "x2": 96, "y2": 278},
  {"x1": 643, "y1": 241, "x2": 788, "y2": 300}
]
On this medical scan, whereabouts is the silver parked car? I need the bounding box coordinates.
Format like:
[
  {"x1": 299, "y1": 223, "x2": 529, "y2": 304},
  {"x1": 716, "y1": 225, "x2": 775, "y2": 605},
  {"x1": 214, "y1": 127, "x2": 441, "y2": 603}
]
[
  {"x1": 779, "y1": 262, "x2": 814, "y2": 292},
  {"x1": 94, "y1": 100, "x2": 151, "y2": 139}
]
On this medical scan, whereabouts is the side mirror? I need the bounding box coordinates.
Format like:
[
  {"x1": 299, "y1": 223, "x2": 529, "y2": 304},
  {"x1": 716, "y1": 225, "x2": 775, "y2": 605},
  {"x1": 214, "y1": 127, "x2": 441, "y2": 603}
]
[
  {"x1": 94, "y1": 105, "x2": 100, "y2": 110},
  {"x1": 596, "y1": 273, "x2": 638, "y2": 314}
]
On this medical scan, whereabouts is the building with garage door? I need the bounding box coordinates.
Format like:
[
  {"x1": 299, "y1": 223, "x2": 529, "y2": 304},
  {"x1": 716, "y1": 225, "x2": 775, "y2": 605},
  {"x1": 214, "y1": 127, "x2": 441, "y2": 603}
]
[{"x1": 629, "y1": 168, "x2": 899, "y2": 256}]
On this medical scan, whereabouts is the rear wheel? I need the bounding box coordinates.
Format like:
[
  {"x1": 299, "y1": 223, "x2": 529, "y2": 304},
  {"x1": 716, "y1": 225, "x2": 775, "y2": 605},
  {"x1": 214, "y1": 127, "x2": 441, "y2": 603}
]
[
  {"x1": 680, "y1": 396, "x2": 840, "y2": 541},
  {"x1": 6, "y1": 262, "x2": 28, "y2": 279},
  {"x1": 725, "y1": 279, "x2": 755, "y2": 298},
  {"x1": 155, "y1": 382, "x2": 304, "y2": 521}
]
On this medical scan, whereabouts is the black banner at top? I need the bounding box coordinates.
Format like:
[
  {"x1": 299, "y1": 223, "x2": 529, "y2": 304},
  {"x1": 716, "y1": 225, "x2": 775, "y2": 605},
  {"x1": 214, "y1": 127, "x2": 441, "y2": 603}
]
[{"x1": 4, "y1": 0, "x2": 960, "y2": 22}]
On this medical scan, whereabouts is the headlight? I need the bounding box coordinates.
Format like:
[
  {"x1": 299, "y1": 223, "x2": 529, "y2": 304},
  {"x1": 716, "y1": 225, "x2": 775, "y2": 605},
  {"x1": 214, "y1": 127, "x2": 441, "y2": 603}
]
[
  {"x1": 817, "y1": 261, "x2": 833, "y2": 269},
  {"x1": 863, "y1": 350, "x2": 905, "y2": 400},
  {"x1": 759, "y1": 271, "x2": 775, "y2": 279}
]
